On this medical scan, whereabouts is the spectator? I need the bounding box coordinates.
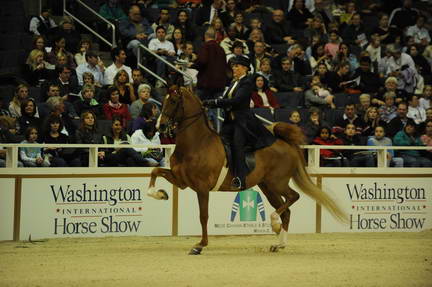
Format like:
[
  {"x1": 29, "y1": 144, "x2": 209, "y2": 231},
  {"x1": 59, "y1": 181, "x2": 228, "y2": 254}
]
[
  {"x1": 74, "y1": 39, "x2": 93, "y2": 66},
  {"x1": 387, "y1": 102, "x2": 409, "y2": 138},
  {"x1": 357, "y1": 93, "x2": 372, "y2": 118},
  {"x1": 104, "y1": 48, "x2": 133, "y2": 86},
  {"x1": 333, "y1": 103, "x2": 365, "y2": 135},
  {"x1": 170, "y1": 28, "x2": 186, "y2": 55},
  {"x1": 220, "y1": 24, "x2": 250, "y2": 56},
  {"x1": 195, "y1": 0, "x2": 224, "y2": 26},
  {"x1": 420, "y1": 119, "x2": 432, "y2": 160},
  {"x1": 130, "y1": 84, "x2": 156, "y2": 119},
  {"x1": 407, "y1": 94, "x2": 426, "y2": 125},
  {"x1": 287, "y1": 44, "x2": 312, "y2": 76},
  {"x1": 340, "y1": 123, "x2": 374, "y2": 167},
  {"x1": 103, "y1": 86, "x2": 131, "y2": 126},
  {"x1": 367, "y1": 125, "x2": 403, "y2": 167},
  {"x1": 18, "y1": 99, "x2": 41, "y2": 135},
  {"x1": 173, "y1": 9, "x2": 196, "y2": 42},
  {"x1": 333, "y1": 43, "x2": 359, "y2": 74},
  {"x1": 265, "y1": 9, "x2": 295, "y2": 46},
  {"x1": 303, "y1": 106, "x2": 329, "y2": 143},
  {"x1": 219, "y1": 0, "x2": 238, "y2": 28},
  {"x1": 407, "y1": 44, "x2": 431, "y2": 77},
  {"x1": 309, "y1": 43, "x2": 332, "y2": 74},
  {"x1": 250, "y1": 74, "x2": 280, "y2": 109},
  {"x1": 46, "y1": 36, "x2": 76, "y2": 69},
  {"x1": 273, "y1": 57, "x2": 304, "y2": 93},
  {"x1": 361, "y1": 106, "x2": 386, "y2": 137},
  {"x1": 28, "y1": 6, "x2": 57, "y2": 37},
  {"x1": 324, "y1": 62, "x2": 351, "y2": 93},
  {"x1": 389, "y1": 0, "x2": 419, "y2": 31},
  {"x1": 19, "y1": 127, "x2": 50, "y2": 167},
  {"x1": 9, "y1": 84, "x2": 36, "y2": 118},
  {"x1": 148, "y1": 25, "x2": 176, "y2": 83},
  {"x1": 288, "y1": 110, "x2": 302, "y2": 125},
  {"x1": 113, "y1": 70, "x2": 136, "y2": 105},
  {"x1": 226, "y1": 40, "x2": 250, "y2": 64},
  {"x1": 315, "y1": 62, "x2": 330, "y2": 85},
  {"x1": 131, "y1": 120, "x2": 165, "y2": 167},
  {"x1": 353, "y1": 56, "x2": 381, "y2": 95},
  {"x1": 288, "y1": 0, "x2": 314, "y2": 31},
  {"x1": 419, "y1": 85, "x2": 431, "y2": 110},
  {"x1": 131, "y1": 102, "x2": 159, "y2": 133},
  {"x1": 366, "y1": 37, "x2": 382, "y2": 68},
  {"x1": 381, "y1": 76, "x2": 407, "y2": 104},
  {"x1": 232, "y1": 12, "x2": 249, "y2": 41},
  {"x1": 405, "y1": 15, "x2": 430, "y2": 47},
  {"x1": 75, "y1": 51, "x2": 105, "y2": 87},
  {"x1": 341, "y1": 13, "x2": 367, "y2": 50},
  {"x1": 74, "y1": 111, "x2": 104, "y2": 166},
  {"x1": 98, "y1": 0, "x2": 128, "y2": 23},
  {"x1": 393, "y1": 119, "x2": 431, "y2": 167},
  {"x1": 32, "y1": 35, "x2": 48, "y2": 58},
  {"x1": 55, "y1": 16, "x2": 81, "y2": 54},
  {"x1": 373, "y1": 13, "x2": 399, "y2": 45},
  {"x1": 324, "y1": 30, "x2": 341, "y2": 59},
  {"x1": 131, "y1": 68, "x2": 158, "y2": 102},
  {"x1": 210, "y1": 17, "x2": 226, "y2": 44},
  {"x1": 0, "y1": 117, "x2": 23, "y2": 167},
  {"x1": 385, "y1": 44, "x2": 416, "y2": 77},
  {"x1": 41, "y1": 114, "x2": 69, "y2": 167},
  {"x1": 45, "y1": 96, "x2": 76, "y2": 137},
  {"x1": 312, "y1": 126, "x2": 346, "y2": 167},
  {"x1": 191, "y1": 28, "x2": 227, "y2": 124},
  {"x1": 304, "y1": 76, "x2": 335, "y2": 109},
  {"x1": 119, "y1": 4, "x2": 153, "y2": 56},
  {"x1": 151, "y1": 8, "x2": 174, "y2": 40},
  {"x1": 378, "y1": 91, "x2": 397, "y2": 123},
  {"x1": 256, "y1": 58, "x2": 277, "y2": 92},
  {"x1": 24, "y1": 49, "x2": 55, "y2": 87},
  {"x1": 81, "y1": 72, "x2": 105, "y2": 104},
  {"x1": 101, "y1": 116, "x2": 148, "y2": 167},
  {"x1": 304, "y1": 16, "x2": 328, "y2": 46},
  {"x1": 74, "y1": 84, "x2": 103, "y2": 117}
]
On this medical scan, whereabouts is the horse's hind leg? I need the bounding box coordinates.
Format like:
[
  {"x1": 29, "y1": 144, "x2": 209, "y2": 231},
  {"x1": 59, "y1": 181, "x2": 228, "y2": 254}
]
[{"x1": 258, "y1": 182, "x2": 299, "y2": 252}]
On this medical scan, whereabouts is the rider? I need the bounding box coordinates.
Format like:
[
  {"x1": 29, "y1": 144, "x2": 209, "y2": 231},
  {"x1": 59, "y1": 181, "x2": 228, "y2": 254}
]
[{"x1": 203, "y1": 55, "x2": 276, "y2": 190}]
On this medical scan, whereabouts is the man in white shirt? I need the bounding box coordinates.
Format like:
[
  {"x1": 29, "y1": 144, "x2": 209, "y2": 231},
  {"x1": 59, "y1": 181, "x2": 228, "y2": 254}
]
[
  {"x1": 75, "y1": 52, "x2": 105, "y2": 86},
  {"x1": 29, "y1": 7, "x2": 57, "y2": 36},
  {"x1": 407, "y1": 94, "x2": 426, "y2": 124},
  {"x1": 405, "y1": 15, "x2": 431, "y2": 46},
  {"x1": 131, "y1": 121, "x2": 164, "y2": 167},
  {"x1": 148, "y1": 25, "x2": 176, "y2": 79},
  {"x1": 385, "y1": 45, "x2": 416, "y2": 76},
  {"x1": 104, "y1": 48, "x2": 133, "y2": 85}
]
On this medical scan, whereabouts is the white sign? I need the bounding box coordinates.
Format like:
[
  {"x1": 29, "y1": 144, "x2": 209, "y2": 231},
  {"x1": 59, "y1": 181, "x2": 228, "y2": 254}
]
[
  {"x1": 20, "y1": 177, "x2": 173, "y2": 240},
  {"x1": 178, "y1": 180, "x2": 316, "y2": 236},
  {"x1": 0, "y1": 178, "x2": 15, "y2": 241},
  {"x1": 321, "y1": 177, "x2": 432, "y2": 233}
]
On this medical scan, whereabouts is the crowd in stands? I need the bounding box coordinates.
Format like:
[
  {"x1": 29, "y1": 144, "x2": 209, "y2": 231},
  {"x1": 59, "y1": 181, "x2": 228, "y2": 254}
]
[{"x1": 1, "y1": 0, "x2": 432, "y2": 168}]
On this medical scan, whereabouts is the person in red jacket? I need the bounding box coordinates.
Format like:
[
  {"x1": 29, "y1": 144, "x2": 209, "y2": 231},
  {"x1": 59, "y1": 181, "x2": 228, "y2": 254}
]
[
  {"x1": 312, "y1": 126, "x2": 346, "y2": 167},
  {"x1": 250, "y1": 74, "x2": 280, "y2": 109},
  {"x1": 103, "y1": 86, "x2": 131, "y2": 127}
]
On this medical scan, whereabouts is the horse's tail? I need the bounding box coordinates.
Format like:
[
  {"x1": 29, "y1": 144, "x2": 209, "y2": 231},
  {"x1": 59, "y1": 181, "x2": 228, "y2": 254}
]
[{"x1": 273, "y1": 122, "x2": 348, "y2": 224}]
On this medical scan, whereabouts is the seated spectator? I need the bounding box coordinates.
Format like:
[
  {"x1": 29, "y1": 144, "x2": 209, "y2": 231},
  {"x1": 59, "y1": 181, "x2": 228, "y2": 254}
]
[
  {"x1": 367, "y1": 125, "x2": 403, "y2": 167},
  {"x1": 361, "y1": 106, "x2": 386, "y2": 137},
  {"x1": 151, "y1": 8, "x2": 174, "y2": 40},
  {"x1": 304, "y1": 16, "x2": 328, "y2": 46},
  {"x1": 249, "y1": 40, "x2": 270, "y2": 73},
  {"x1": 324, "y1": 62, "x2": 351, "y2": 93},
  {"x1": 9, "y1": 84, "x2": 38, "y2": 118},
  {"x1": 32, "y1": 35, "x2": 48, "y2": 58},
  {"x1": 418, "y1": 107, "x2": 432, "y2": 135},
  {"x1": 304, "y1": 75, "x2": 335, "y2": 109},
  {"x1": 324, "y1": 30, "x2": 341, "y2": 59},
  {"x1": 341, "y1": 13, "x2": 368, "y2": 51},
  {"x1": 210, "y1": 17, "x2": 226, "y2": 44},
  {"x1": 41, "y1": 114, "x2": 69, "y2": 167},
  {"x1": 45, "y1": 96, "x2": 76, "y2": 137},
  {"x1": 288, "y1": 110, "x2": 302, "y2": 126},
  {"x1": 405, "y1": 15, "x2": 430, "y2": 47},
  {"x1": 393, "y1": 119, "x2": 432, "y2": 167},
  {"x1": 232, "y1": 12, "x2": 249, "y2": 41},
  {"x1": 0, "y1": 117, "x2": 23, "y2": 167},
  {"x1": 81, "y1": 72, "x2": 105, "y2": 104},
  {"x1": 219, "y1": 0, "x2": 237, "y2": 28},
  {"x1": 312, "y1": 126, "x2": 346, "y2": 167},
  {"x1": 74, "y1": 39, "x2": 92, "y2": 66},
  {"x1": 408, "y1": 44, "x2": 431, "y2": 77},
  {"x1": 378, "y1": 92, "x2": 397, "y2": 123},
  {"x1": 387, "y1": 102, "x2": 410, "y2": 138},
  {"x1": 101, "y1": 116, "x2": 149, "y2": 167},
  {"x1": 54, "y1": 16, "x2": 81, "y2": 54},
  {"x1": 113, "y1": 70, "x2": 136, "y2": 105},
  {"x1": 419, "y1": 85, "x2": 431, "y2": 110},
  {"x1": 352, "y1": 56, "x2": 381, "y2": 96},
  {"x1": 314, "y1": 62, "x2": 330, "y2": 85},
  {"x1": 131, "y1": 120, "x2": 165, "y2": 167},
  {"x1": 220, "y1": 24, "x2": 249, "y2": 57},
  {"x1": 273, "y1": 57, "x2": 304, "y2": 93},
  {"x1": 420, "y1": 120, "x2": 432, "y2": 160},
  {"x1": 51, "y1": 64, "x2": 80, "y2": 102},
  {"x1": 385, "y1": 45, "x2": 417, "y2": 92},
  {"x1": 309, "y1": 43, "x2": 332, "y2": 74},
  {"x1": 381, "y1": 76, "x2": 407, "y2": 104},
  {"x1": 366, "y1": 37, "x2": 382, "y2": 69},
  {"x1": 148, "y1": 26, "x2": 176, "y2": 82},
  {"x1": 170, "y1": 28, "x2": 186, "y2": 56},
  {"x1": 104, "y1": 48, "x2": 133, "y2": 86},
  {"x1": 119, "y1": 4, "x2": 153, "y2": 56},
  {"x1": 356, "y1": 93, "x2": 371, "y2": 118},
  {"x1": 340, "y1": 123, "x2": 374, "y2": 167},
  {"x1": 103, "y1": 86, "x2": 131, "y2": 127},
  {"x1": 256, "y1": 58, "x2": 277, "y2": 92},
  {"x1": 74, "y1": 111, "x2": 104, "y2": 167},
  {"x1": 75, "y1": 51, "x2": 105, "y2": 87},
  {"x1": 74, "y1": 84, "x2": 103, "y2": 118},
  {"x1": 131, "y1": 102, "x2": 159, "y2": 133},
  {"x1": 287, "y1": 44, "x2": 312, "y2": 76},
  {"x1": 28, "y1": 6, "x2": 57, "y2": 38},
  {"x1": 46, "y1": 36, "x2": 76, "y2": 69},
  {"x1": 173, "y1": 10, "x2": 196, "y2": 42},
  {"x1": 333, "y1": 103, "x2": 365, "y2": 135},
  {"x1": 265, "y1": 9, "x2": 295, "y2": 47},
  {"x1": 250, "y1": 74, "x2": 280, "y2": 109},
  {"x1": 373, "y1": 13, "x2": 399, "y2": 45},
  {"x1": 19, "y1": 127, "x2": 50, "y2": 167},
  {"x1": 18, "y1": 99, "x2": 41, "y2": 135},
  {"x1": 407, "y1": 94, "x2": 426, "y2": 125},
  {"x1": 227, "y1": 40, "x2": 250, "y2": 65},
  {"x1": 131, "y1": 68, "x2": 159, "y2": 102},
  {"x1": 24, "y1": 49, "x2": 55, "y2": 87},
  {"x1": 332, "y1": 43, "x2": 359, "y2": 74},
  {"x1": 98, "y1": 0, "x2": 128, "y2": 23},
  {"x1": 303, "y1": 107, "x2": 329, "y2": 143}
]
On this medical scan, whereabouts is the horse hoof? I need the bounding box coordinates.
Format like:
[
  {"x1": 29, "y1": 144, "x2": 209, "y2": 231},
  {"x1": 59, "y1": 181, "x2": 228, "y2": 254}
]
[
  {"x1": 189, "y1": 247, "x2": 202, "y2": 255},
  {"x1": 269, "y1": 245, "x2": 285, "y2": 253},
  {"x1": 157, "y1": 189, "x2": 169, "y2": 200}
]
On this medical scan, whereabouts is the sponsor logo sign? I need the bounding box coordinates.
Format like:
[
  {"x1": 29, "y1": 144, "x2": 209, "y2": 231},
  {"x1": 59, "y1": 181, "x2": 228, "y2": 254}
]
[
  {"x1": 321, "y1": 178, "x2": 432, "y2": 232},
  {"x1": 20, "y1": 178, "x2": 172, "y2": 239}
]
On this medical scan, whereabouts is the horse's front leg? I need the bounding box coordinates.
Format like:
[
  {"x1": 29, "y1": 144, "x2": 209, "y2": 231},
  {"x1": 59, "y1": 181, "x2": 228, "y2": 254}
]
[
  {"x1": 189, "y1": 191, "x2": 209, "y2": 255},
  {"x1": 147, "y1": 167, "x2": 185, "y2": 200}
]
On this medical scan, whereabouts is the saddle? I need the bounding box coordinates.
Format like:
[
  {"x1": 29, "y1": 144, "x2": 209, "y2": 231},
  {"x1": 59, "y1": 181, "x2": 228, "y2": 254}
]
[{"x1": 221, "y1": 137, "x2": 256, "y2": 176}]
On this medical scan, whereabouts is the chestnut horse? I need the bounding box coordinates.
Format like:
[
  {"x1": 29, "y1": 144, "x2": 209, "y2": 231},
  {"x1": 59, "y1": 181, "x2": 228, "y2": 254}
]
[{"x1": 147, "y1": 86, "x2": 347, "y2": 254}]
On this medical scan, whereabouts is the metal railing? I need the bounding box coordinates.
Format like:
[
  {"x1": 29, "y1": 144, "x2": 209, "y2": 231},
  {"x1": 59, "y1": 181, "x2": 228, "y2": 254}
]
[
  {"x1": 137, "y1": 44, "x2": 193, "y2": 87},
  {"x1": 63, "y1": 0, "x2": 116, "y2": 48}
]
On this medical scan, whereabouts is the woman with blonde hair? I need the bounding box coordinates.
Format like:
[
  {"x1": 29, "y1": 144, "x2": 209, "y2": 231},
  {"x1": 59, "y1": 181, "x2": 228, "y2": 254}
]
[
  {"x1": 113, "y1": 70, "x2": 136, "y2": 105},
  {"x1": 361, "y1": 106, "x2": 386, "y2": 137},
  {"x1": 24, "y1": 49, "x2": 54, "y2": 86},
  {"x1": 8, "y1": 84, "x2": 39, "y2": 118},
  {"x1": 210, "y1": 17, "x2": 226, "y2": 44}
]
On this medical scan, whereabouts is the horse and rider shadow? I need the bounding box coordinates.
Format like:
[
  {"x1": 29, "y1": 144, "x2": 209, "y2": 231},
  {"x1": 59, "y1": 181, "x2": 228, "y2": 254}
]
[{"x1": 147, "y1": 85, "x2": 347, "y2": 255}]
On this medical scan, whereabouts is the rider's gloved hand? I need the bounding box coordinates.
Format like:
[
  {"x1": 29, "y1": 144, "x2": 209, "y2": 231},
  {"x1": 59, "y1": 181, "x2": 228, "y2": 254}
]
[{"x1": 202, "y1": 99, "x2": 218, "y2": 108}]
